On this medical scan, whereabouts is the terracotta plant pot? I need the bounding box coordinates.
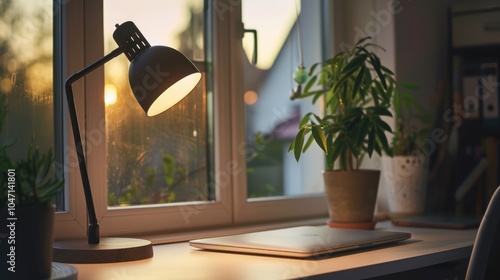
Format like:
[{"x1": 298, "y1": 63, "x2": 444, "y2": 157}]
[
  {"x1": 0, "y1": 204, "x2": 55, "y2": 280},
  {"x1": 323, "y1": 170, "x2": 380, "y2": 229},
  {"x1": 381, "y1": 156, "x2": 428, "y2": 217}
]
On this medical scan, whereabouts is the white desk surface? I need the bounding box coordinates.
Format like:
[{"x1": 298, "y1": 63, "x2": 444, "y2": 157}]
[{"x1": 69, "y1": 221, "x2": 476, "y2": 280}]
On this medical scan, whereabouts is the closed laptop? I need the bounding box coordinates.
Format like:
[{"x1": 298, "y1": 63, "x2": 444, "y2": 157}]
[{"x1": 190, "y1": 226, "x2": 411, "y2": 258}]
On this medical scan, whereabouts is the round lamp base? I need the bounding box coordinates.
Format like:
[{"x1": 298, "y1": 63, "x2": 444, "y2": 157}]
[{"x1": 53, "y1": 237, "x2": 153, "y2": 263}]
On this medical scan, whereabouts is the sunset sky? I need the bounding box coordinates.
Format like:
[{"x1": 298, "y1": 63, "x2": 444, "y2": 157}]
[{"x1": 104, "y1": 0, "x2": 300, "y2": 69}]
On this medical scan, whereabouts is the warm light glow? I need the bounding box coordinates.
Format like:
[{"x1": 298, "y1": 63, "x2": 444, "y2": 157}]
[
  {"x1": 104, "y1": 0, "x2": 204, "y2": 51},
  {"x1": 147, "y1": 73, "x2": 201, "y2": 117},
  {"x1": 244, "y1": 90, "x2": 258, "y2": 105},
  {"x1": 104, "y1": 84, "x2": 118, "y2": 106}
]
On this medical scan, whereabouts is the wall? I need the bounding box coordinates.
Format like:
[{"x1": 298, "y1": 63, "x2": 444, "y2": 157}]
[{"x1": 394, "y1": 1, "x2": 448, "y2": 112}]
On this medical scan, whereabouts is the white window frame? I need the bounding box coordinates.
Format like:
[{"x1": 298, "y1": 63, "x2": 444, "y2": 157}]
[{"x1": 55, "y1": 0, "x2": 329, "y2": 240}]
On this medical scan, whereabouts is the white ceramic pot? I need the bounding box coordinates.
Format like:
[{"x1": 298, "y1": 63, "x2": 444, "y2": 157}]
[{"x1": 381, "y1": 156, "x2": 428, "y2": 216}]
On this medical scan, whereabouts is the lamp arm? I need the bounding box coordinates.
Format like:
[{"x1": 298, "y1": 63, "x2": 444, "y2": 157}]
[{"x1": 65, "y1": 46, "x2": 125, "y2": 244}]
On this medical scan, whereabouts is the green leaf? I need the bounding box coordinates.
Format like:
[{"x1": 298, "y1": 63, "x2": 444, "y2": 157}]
[
  {"x1": 352, "y1": 66, "x2": 366, "y2": 100},
  {"x1": 308, "y1": 63, "x2": 320, "y2": 76},
  {"x1": 359, "y1": 43, "x2": 386, "y2": 53},
  {"x1": 332, "y1": 136, "x2": 345, "y2": 170},
  {"x1": 369, "y1": 53, "x2": 387, "y2": 89},
  {"x1": 374, "y1": 117, "x2": 393, "y2": 132},
  {"x1": 313, "y1": 114, "x2": 323, "y2": 124},
  {"x1": 386, "y1": 74, "x2": 396, "y2": 87},
  {"x1": 303, "y1": 75, "x2": 318, "y2": 94},
  {"x1": 325, "y1": 132, "x2": 335, "y2": 169},
  {"x1": 293, "y1": 127, "x2": 306, "y2": 161},
  {"x1": 374, "y1": 80, "x2": 385, "y2": 97},
  {"x1": 312, "y1": 88, "x2": 330, "y2": 104},
  {"x1": 328, "y1": 57, "x2": 344, "y2": 79},
  {"x1": 380, "y1": 65, "x2": 394, "y2": 75},
  {"x1": 319, "y1": 69, "x2": 330, "y2": 86},
  {"x1": 311, "y1": 125, "x2": 328, "y2": 154},
  {"x1": 344, "y1": 107, "x2": 363, "y2": 119},
  {"x1": 300, "y1": 88, "x2": 328, "y2": 100},
  {"x1": 302, "y1": 134, "x2": 315, "y2": 153},
  {"x1": 375, "y1": 127, "x2": 390, "y2": 153},
  {"x1": 325, "y1": 91, "x2": 340, "y2": 110},
  {"x1": 341, "y1": 53, "x2": 367, "y2": 75},
  {"x1": 355, "y1": 118, "x2": 370, "y2": 146},
  {"x1": 299, "y1": 113, "x2": 313, "y2": 128},
  {"x1": 368, "y1": 106, "x2": 392, "y2": 117},
  {"x1": 288, "y1": 138, "x2": 296, "y2": 153},
  {"x1": 313, "y1": 88, "x2": 328, "y2": 104},
  {"x1": 322, "y1": 115, "x2": 336, "y2": 123},
  {"x1": 355, "y1": 36, "x2": 372, "y2": 46},
  {"x1": 373, "y1": 139, "x2": 382, "y2": 155},
  {"x1": 347, "y1": 140, "x2": 360, "y2": 161}
]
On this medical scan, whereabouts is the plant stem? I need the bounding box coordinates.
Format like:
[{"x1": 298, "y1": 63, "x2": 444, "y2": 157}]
[{"x1": 347, "y1": 149, "x2": 354, "y2": 171}]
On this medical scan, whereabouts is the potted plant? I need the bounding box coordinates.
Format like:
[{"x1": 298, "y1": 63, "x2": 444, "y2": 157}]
[
  {"x1": 0, "y1": 94, "x2": 64, "y2": 279},
  {"x1": 289, "y1": 37, "x2": 394, "y2": 229},
  {"x1": 381, "y1": 83, "x2": 431, "y2": 217}
]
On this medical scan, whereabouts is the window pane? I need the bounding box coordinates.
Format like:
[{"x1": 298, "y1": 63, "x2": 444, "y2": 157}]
[
  {"x1": 242, "y1": 0, "x2": 298, "y2": 70},
  {"x1": 104, "y1": 0, "x2": 212, "y2": 207},
  {"x1": 243, "y1": 0, "x2": 324, "y2": 199},
  {"x1": 0, "y1": 0, "x2": 55, "y2": 188}
]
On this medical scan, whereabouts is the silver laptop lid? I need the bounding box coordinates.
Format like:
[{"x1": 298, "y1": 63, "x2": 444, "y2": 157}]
[{"x1": 190, "y1": 226, "x2": 411, "y2": 258}]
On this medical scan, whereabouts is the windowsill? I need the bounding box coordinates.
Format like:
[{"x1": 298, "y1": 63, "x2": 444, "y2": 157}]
[{"x1": 141, "y1": 217, "x2": 329, "y2": 245}]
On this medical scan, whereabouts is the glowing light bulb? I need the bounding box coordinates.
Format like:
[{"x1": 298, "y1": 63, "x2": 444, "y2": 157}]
[{"x1": 104, "y1": 84, "x2": 117, "y2": 106}]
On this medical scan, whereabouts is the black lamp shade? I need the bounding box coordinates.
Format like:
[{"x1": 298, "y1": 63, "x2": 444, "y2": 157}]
[{"x1": 128, "y1": 45, "x2": 202, "y2": 116}]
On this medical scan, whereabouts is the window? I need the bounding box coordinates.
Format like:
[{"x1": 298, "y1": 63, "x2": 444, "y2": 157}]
[
  {"x1": 103, "y1": 1, "x2": 211, "y2": 207},
  {"x1": 233, "y1": 0, "x2": 328, "y2": 223},
  {"x1": 242, "y1": 0, "x2": 324, "y2": 199},
  {"x1": 54, "y1": 0, "x2": 329, "y2": 240},
  {"x1": 0, "y1": 0, "x2": 54, "y2": 158},
  {"x1": 0, "y1": 0, "x2": 56, "y2": 194}
]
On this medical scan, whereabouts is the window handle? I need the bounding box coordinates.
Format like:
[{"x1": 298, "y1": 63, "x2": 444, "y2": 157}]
[{"x1": 243, "y1": 27, "x2": 258, "y2": 65}]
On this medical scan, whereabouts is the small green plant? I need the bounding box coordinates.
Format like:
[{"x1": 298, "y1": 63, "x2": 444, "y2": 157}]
[
  {"x1": 289, "y1": 37, "x2": 394, "y2": 170},
  {"x1": 1, "y1": 146, "x2": 64, "y2": 206}
]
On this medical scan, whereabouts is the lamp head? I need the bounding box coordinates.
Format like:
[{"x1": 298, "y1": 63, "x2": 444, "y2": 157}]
[{"x1": 113, "y1": 21, "x2": 201, "y2": 116}]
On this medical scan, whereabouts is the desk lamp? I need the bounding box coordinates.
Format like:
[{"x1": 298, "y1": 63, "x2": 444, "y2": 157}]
[{"x1": 53, "y1": 21, "x2": 201, "y2": 263}]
